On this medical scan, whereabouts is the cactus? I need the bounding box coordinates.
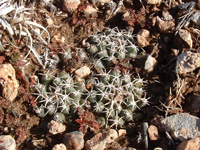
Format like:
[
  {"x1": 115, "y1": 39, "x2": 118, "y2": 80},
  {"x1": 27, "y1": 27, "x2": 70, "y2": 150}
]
[
  {"x1": 32, "y1": 27, "x2": 148, "y2": 129},
  {"x1": 83, "y1": 27, "x2": 139, "y2": 70}
]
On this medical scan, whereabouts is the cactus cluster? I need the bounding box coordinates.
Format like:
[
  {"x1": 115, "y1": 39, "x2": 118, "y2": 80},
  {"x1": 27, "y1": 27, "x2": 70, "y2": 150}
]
[
  {"x1": 85, "y1": 69, "x2": 148, "y2": 128},
  {"x1": 32, "y1": 27, "x2": 148, "y2": 129},
  {"x1": 32, "y1": 71, "x2": 86, "y2": 118},
  {"x1": 83, "y1": 27, "x2": 139, "y2": 70}
]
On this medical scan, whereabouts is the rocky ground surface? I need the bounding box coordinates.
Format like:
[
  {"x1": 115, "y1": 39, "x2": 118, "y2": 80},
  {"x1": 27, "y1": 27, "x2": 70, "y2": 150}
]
[{"x1": 0, "y1": 0, "x2": 200, "y2": 150}]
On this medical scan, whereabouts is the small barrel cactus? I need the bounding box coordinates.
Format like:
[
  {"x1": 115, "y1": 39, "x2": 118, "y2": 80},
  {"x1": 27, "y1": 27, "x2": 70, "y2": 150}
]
[
  {"x1": 83, "y1": 27, "x2": 139, "y2": 70},
  {"x1": 85, "y1": 68, "x2": 148, "y2": 128},
  {"x1": 32, "y1": 71, "x2": 86, "y2": 117}
]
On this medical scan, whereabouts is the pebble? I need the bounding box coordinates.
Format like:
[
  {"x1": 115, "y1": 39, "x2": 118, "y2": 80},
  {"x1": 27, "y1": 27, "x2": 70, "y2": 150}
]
[
  {"x1": 85, "y1": 129, "x2": 118, "y2": 150},
  {"x1": 84, "y1": 5, "x2": 98, "y2": 16},
  {"x1": 146, "y1": 0, "x2": 162, "y2": 5},
  {"x1": 0, "y1": 135, "x2": 16, "y2": 150},
  {"x1": 75, "y1": 66, "x2": 91, "y2": 78},
  {"x1": 91, "y1": 0, "x2": 111, "y2": 6},
  {"x1": 137, "y1": 29, "x2": 150, "y2": 47},
  {"x1": 176, "y1": 51, "x2": 200, "y2": 76},
  {"x1": 178, "y1": 29, "x2": 193, "y2": 48},
  {"x1": 148, "y1": 125, "x2": 160, "y2": 141},
  {"x1": 160, "y1": 113, "x2": 200, "y2": 141},
  {"x1": 191, "y1": 11, "x2": 200, "y2": 25},
  {"x1": 185, "y1": 94, "x2": 200, "y2": 112},
  {"x1": 162, "y1": 10, "x2": 173, "y2": 21},
  {"x1": 118, "y1": 129, "x2": 127, "y2": 137},
  {"x1": 63, "y1": 131, "x2": 84, "y2": 150},
  {"x1": 51, "y1": 33, "x2": 65, "y2": 44},
  {"x1": 47, "y1": 120, "x2": 66, "y2": 135},
  {"x1": 156, "y1": 16, "x2": 175, "y2": 33},
  {"x1": 62, "y1": 0, "x2": 81, "y2": 14},
  {"x1": 119, "y1": 147, "x2": 137, "y2": 150},
  {"x1": 144, "y1": 55, "x2": 157, "y2": 72},
  {"x1": 177, "y1": 136, "x2": 200, "y2": 150},
  {"x1": 46, "y1": 17, "x2": 54, "y2": 25},
  {"x1": 52, "y1": 143, "x2": 67, "y2": 150},
  {"x1": 0, "y1": 64, "x2": 19, "y2": 102}
]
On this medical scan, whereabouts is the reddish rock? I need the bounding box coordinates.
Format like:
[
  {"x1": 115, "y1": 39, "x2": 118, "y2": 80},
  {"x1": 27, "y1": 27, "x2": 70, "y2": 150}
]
[
  {"x1": 177, "y1": 137, "x2": 200, "y2": 150},
  {"x1": 0, "y1": 64, "x2": 19, "y2": 102},
  {"x1": 85, "y1": 129, "x2": 118, "y2": 150},
  {"x1": 156, "y1": 16, "x2": 175, "y2": 33},
  {"x1": 63, "y1": 131, "x2": 84, "y2": 150}
]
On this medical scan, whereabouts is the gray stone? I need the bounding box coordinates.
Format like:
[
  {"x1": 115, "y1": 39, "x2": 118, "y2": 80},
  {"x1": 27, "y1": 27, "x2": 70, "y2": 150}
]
[
  {"x1": 161, "y1": 113, "x2": 200, "y2": 141},
  {"x1": 191, "y1": 11, "x2": 200, "y2": 25},
  {"x1": 0, "y1": 135, "x2": 16, "y2": 150},
  {"x1": 176, "y1": 51, "x2": 200, "y2": 76},
  {"x1": 63, "y1": 131, "x2": 84, "y2": 150}
]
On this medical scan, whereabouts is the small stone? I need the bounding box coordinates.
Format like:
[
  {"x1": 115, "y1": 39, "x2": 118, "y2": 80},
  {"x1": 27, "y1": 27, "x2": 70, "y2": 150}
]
[
  {"x1": 146, "y1": 0, "x2": 162, "y2": 5},
  {"x1": 148, "y1": 125, "x2": 160, "y2": 141},
  {"x1": 137, "y1": 29, "x2": 150, "y2": 47},
  {"x1": 177, "y1": 136, "x2": 200, "y2": 150},
  {"x1": 178, "y1": 29, "x2": 192, "y2": 48},
  {"x1": 154, "y1": 148, "x2": 162, "y2": 150},
  {"x1": 46, "y1": 17, "x2": 54, "y2": 25},
  {"x1": 161, "y1": 113, "x2": 200, "y2": 141},
  {"x1": 118, "y1": 129, "x2": 127, "y2": 137},
  {"x1": 0, "y1": 64, "x2": 19, "y2": 102},
  {"x1": 176, "y1": 51, "x2": 200, "y2": 76},
  {"x1": 75, "y1": 66, "x2": 91, "y2": 78},
  {"x1": 119, "y1": 147, "x2": 137, "y2": 150},
  {"x1": 191, "y1": 11, "x2": 200, "y2": 25},
  {"x1": 51, "y1": 33, "x2": 65, "y2": 44},
  {"x1": 162, "y1": 10, "x2": 173, "y2": 21},
  {"x1": 144, "y1": 55, "x2": 157, "y2": 72},
  {"x1": 92, "y1": 0, "x2": 111, "y2": 6},
  {"x1": 62, "y1": 0, "x2": 81, "y2": 14},
  {"x1": 84, "y1": 5, "x2": 98, "y2": 16},
  {"x1": 85, "y1": 129, "x2": 118, "y2": 150},
  {"x1": 52, "y1": 143, "x2": 67, "y2": 150},
  {"x1": 63, "y1": 131, "x2": 84, "y2": 150},
  {"x1": 34, "y1": 28, "x2": 40, "y2": 35},
  {"x1": 47, "y1": 120, "x2": 66, "y2": 135},
  {"x1": 0, "y1": 135, "x2": 16, "y2": 150},
  {"x1": 156, "y1": 16, "x2": 175, "y2": 33}
]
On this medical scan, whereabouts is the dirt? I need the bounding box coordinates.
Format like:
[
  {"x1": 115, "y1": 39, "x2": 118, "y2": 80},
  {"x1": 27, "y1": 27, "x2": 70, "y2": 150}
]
[{"x1": 0, "y1": 0, "x2": 200, "y2": 149}]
